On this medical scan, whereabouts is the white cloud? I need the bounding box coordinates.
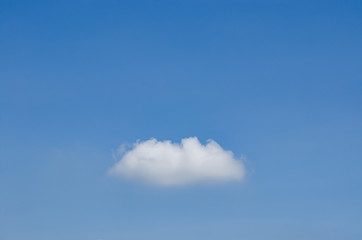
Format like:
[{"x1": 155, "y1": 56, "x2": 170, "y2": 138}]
[{"x1": 108, "y1": 137, "x2": 245, "y2": 186}]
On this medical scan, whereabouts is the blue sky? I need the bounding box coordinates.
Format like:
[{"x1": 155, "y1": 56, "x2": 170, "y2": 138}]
[{"x1": 1, "y1": 0, "x2": 362, "y2": 239}]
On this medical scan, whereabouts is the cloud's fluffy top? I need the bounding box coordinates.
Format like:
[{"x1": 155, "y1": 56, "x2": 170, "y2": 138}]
[{"x1": 109, "y1": 137, "x2": 245, "y2": 186}]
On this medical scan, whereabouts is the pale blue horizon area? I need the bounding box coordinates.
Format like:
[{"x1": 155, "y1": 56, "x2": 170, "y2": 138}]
[{"x1": 1, "y1": 0, "x2": 362, "y2": 239}]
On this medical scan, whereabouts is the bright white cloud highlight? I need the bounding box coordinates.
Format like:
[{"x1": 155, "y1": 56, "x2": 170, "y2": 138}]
[{"x1": 109, "y1": 137, "x2": 245, "y2": 186}]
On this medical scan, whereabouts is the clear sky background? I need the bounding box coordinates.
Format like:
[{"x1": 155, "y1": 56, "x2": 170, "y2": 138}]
[{"x1": 1, "y1": 0, "x2": 362, "y2": 239}]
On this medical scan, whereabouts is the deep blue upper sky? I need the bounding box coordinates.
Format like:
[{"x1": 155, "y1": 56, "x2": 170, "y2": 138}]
[{"x1": 1, "y1": 0, "x2": 362, "y2": 239}]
